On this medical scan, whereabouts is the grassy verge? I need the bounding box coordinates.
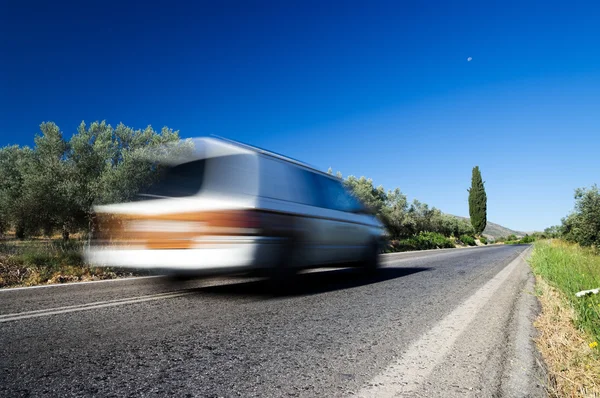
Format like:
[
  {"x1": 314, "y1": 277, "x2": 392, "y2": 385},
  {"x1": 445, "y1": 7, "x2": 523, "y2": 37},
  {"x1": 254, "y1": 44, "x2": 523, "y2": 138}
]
[
  {"x1": 0, "y1": 239, "x2": 144, "y2": 288},
  {"x1": 529, "y1": 240, "x2": 600, "y2": 397}
]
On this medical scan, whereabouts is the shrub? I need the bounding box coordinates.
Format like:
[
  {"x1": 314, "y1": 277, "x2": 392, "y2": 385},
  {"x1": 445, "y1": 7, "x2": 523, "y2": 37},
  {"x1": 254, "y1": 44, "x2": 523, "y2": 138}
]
[
  {"x1": 394, "y1": 232, "x2": 455, "y2": 251},
  {"x1": 479, "y1": 236, "x2": 488, "y2": 245},
  {"x1": 460, "y1": 234, "x2": 476, "y2": 246},
  {"x1": 562, "y1": 185, "x2": 600, "y2": 248},
  {"x1": 519, "y1": 235, "x2": 535, "y2": 244}
]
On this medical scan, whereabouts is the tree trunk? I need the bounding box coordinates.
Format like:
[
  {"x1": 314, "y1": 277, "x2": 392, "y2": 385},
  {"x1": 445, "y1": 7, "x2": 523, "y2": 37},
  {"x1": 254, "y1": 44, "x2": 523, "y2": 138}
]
[
  {"x1": 16, "y1": 222, "x2": 25, "y2": 240},
  {"x1": 62, "y1": 225, "x2": 70, "y2": 242}
]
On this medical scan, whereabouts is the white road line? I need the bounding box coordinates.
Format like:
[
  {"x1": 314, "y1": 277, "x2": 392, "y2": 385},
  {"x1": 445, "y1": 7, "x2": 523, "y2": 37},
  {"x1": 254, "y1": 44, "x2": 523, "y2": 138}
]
[
  {"x1": 0, "y1": 275, "x2": 163, "y2": 292},
  {"x1": 358, "y1": 248, "x2": 531, "y2": 397},
  {"x1": 0, "y1": 291, "x2": 192, "y2": 323},
  {"x1": 0, "y1": 290, "x2": 186, "y2": 319}
]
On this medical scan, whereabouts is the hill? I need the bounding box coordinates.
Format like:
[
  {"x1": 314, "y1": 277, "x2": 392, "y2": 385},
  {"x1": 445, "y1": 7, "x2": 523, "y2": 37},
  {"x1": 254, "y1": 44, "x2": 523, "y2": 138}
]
[{"x1": 452, "y1": 216, "x2": 525, "y2": 239}]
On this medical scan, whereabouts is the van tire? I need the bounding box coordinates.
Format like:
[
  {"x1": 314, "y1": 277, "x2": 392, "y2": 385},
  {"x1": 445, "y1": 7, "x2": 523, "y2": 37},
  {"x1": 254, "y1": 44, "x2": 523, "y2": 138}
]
[
  {"x1": 361, "y1": 240, "x2": 380, "y2": 276},
  {"x1": 268, "y1": 238, "x2": 298, "y2": 294}
]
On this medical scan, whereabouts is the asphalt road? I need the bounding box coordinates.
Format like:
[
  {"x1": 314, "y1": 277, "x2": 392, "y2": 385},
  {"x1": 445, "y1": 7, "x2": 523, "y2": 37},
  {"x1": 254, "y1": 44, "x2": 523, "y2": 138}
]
[{"x1": 0, "y1": 245, "x2": 547, "y2": 397}]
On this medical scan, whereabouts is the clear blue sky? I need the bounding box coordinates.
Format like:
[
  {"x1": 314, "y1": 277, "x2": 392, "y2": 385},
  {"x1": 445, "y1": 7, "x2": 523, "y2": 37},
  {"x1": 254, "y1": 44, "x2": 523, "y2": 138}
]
[{"x1": 1, "y1": 0, "x2": 599, "y2": 232}]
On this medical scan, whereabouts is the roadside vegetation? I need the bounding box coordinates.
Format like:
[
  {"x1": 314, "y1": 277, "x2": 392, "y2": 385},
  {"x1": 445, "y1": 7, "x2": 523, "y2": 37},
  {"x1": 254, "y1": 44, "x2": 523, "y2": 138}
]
[
  {"x1": 468, "y1": 166, "x2": 487, "y2": 236},
  {"x1": 531, "y1": 241, "x2": 599, "y2": 343},
  {"x1": 332, "y1": 169, "x2": 486, "y2": 252},
  {"x1": 0, "y1": 238, "x2": 144, "y2": 288},
  {"x1": 528, "y1": 185, "x2": 600, "y2": 397},
  {"x1": 0, "y1": 121, "x2": 486, "y2": 287},
  {"x1": 530, "y1": 241, "x2": 600, "y2": 397},
  {"x1": 386, "y1": 232, "x2": 455, "y2": 252},
  {"x1": 0, "y1": 121, "x2": 187, "y2": 241}
]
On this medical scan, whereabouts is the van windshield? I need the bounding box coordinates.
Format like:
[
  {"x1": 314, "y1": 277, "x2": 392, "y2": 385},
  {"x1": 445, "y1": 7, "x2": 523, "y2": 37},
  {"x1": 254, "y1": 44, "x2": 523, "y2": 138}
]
[{"x1": 140, "y1": 159, "x2": 205, "y2": 199}]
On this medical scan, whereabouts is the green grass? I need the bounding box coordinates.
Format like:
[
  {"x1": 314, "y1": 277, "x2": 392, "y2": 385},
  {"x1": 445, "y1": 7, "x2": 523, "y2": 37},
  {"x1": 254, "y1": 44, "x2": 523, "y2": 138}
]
[
  {"x1": 529, "y1": 240, "x2": 600, "y2": 344},
  {"x1": 0, "y1": 239, "x2": 144, "y2": 288}
]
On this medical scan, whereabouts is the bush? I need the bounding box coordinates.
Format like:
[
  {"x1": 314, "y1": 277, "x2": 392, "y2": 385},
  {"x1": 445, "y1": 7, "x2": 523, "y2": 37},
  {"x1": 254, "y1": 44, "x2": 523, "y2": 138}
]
[
  {"x1": 562, "y1": 185, "x2": 600, "y2": 248},
  {"x1": 460, "y1": 234, "x2": 476, "y2": 246},
  {"x1": 393, "y1": 232, "x2": 455, "y2": 252},
  {"x1": 479, "y1": 236, "x2": 488, "y2": 245},
  {"x1": 519, "y1": 235, "x2": 535, "y2": 244}
]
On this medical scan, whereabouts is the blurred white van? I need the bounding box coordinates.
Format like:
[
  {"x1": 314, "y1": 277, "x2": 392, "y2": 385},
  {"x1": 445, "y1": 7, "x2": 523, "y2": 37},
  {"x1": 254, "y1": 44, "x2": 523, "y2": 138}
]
[{"x1": 84, "y1": 137, "x2": 385, "y2": 278}]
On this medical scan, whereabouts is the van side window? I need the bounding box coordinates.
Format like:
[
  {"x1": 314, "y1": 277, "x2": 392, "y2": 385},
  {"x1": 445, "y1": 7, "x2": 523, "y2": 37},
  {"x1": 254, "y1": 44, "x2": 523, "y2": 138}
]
[
  {"x1": 143, "y1": 159, "x2": 206, "y2": 198},
  {"x1": 259, "y1": 158, "x2": 323, "y2": 207},
  {"x1": 203, "y1": 154, "x2": 258, "y2": 196},
  {"x1": 290, "y1": 169, "x2": 324, "y2": 207},
  {"x1": 317, "y1": 176, "x2": 364, "y2": 212}
]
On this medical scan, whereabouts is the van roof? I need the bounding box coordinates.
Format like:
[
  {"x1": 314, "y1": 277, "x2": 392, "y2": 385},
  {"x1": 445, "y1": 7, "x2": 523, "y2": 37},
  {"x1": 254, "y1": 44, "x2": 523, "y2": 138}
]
[{"x1": 190, "y1": 136, "x2": 339, "y2": 180}]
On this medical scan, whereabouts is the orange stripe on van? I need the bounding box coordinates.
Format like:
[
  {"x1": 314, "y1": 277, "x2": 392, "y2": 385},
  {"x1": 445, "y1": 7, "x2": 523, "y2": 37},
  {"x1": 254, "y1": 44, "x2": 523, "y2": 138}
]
[{"x1": 92, "y1": 211, "x2": 261, "y2": 249}]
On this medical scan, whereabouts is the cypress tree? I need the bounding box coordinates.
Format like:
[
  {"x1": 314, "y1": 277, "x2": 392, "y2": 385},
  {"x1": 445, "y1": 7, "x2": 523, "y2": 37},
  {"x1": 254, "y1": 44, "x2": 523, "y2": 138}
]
[{"x1": 468, "y1": 166, "x2": 487, "y2": 235}]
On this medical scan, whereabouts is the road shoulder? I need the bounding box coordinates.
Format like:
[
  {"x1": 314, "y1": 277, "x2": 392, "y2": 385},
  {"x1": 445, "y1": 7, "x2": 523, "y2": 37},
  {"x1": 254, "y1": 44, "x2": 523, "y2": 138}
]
[{"x1": 359, "y1": 247, "x2": 548, "y2": 397}]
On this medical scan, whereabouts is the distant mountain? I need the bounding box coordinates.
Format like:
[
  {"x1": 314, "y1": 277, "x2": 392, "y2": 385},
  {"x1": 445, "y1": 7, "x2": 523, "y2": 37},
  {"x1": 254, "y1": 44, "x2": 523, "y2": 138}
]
[{"x1": 452, "y1": 216, "x2": 525, "y2": 239}]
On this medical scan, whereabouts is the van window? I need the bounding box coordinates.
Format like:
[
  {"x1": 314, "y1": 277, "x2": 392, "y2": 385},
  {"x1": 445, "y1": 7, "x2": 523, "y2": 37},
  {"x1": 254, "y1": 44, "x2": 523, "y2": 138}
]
[
  {"x1": 202, "y1": 154, "x2": 258, "y2": 196},
  {"x1": 259, "y1": 158, "x2": 323, "y2": 207},
  {"x1": 287, "y1": 168, "x2": 323, "y2": 207},
  {"x1": 143, "y1": 159, "x2": 205, "y2": 198},
  {"x1": 141, "y1": 154, "x2": 258, "y2": 199},
  {"x1": 316, "y1": 176, "x2": 364, "y2": 212}
]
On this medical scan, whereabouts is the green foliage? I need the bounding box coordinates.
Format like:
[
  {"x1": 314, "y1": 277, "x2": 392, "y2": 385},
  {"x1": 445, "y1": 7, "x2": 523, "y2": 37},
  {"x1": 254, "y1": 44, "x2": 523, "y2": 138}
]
[
  {"x1": 343, "y1": 175, "x2": 475, "y2": 242},
  {"x1": 1, "y1": 122, "x2": 485, "y2": 254},
  {"x1": 468, "y1": 166, "x2": 487, "y2": 235},
  {"x1": 345, "y1": 176, "x2": 387, "y2": 215},
  {"x1": 479, "y1": 236, "x2": 488, "y2": 245},
  {"x1": 0, "y1": 145, "x2": 35, "y2": 238},
  {"x1": 561, "y1": 185, "x2": 600, "y2": 248},
  {"x1": 459, "y1": 234, "x2": 476, "y2": 246},
  {"x1": 529, "y1": 241, "x2": 600, "y2": 342},
  {"x1": 519, "y1": 234, "x2": 536, "y2": 244},
  {"x1": 0, "y1": 121, "x2": 184, "y2": 240},
  {"x1": 543, "y1": 225, "x2": 562, "y2": 238},
  {"x1": 503, "y1": 234, "x2": 536, "y2": 244},
  {"x1": 391, "y1": 232, "x2": 455, "y2": 252}
]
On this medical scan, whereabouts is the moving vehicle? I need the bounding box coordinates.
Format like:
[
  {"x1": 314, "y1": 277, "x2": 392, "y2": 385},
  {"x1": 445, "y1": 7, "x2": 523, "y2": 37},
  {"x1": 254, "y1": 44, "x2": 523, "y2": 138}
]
[{"x1": 84, "y1": 137, "x2": 385, "y2": 278}]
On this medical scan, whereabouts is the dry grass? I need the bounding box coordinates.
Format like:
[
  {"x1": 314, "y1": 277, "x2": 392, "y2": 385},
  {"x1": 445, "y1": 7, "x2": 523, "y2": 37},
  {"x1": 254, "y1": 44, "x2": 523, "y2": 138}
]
[
  {"x1": 0, "y1": 239, "x2": 145, "y2": 288},
  {"x1": 534, "y1": 276, "x2": 600, "y2": 397}
]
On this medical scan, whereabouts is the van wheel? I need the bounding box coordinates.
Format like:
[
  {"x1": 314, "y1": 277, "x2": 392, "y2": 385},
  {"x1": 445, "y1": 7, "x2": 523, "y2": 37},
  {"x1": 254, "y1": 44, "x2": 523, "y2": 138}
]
[
  {"x1": 361, "y1": 241, "x2": 380, "y2": 276},
  {"x1": 268, "y1": 238, "x2": 298, "y2": 294}
]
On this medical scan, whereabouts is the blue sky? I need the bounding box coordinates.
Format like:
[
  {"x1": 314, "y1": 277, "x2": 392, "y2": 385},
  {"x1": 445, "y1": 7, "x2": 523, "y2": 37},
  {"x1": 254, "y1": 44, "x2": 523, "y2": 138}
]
[{"x1": 1, "y1": 0, "x2": 599, "y2": 232}]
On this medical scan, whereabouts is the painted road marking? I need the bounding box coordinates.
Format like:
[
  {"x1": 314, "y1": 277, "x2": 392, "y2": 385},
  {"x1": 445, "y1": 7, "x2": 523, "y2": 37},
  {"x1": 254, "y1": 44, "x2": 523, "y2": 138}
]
[
  {"x1": 0, "y1": 290, "x2": 192, "y2": 323},
  {"x1": 0, "y1": 275, "x2": 163, "y2": 292}
]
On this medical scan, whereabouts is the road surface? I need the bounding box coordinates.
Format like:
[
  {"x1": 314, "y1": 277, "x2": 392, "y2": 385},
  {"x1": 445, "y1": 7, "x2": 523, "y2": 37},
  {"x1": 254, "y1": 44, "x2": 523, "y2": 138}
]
[{"x1": 0, "y1": 244, "x2": 546, "y2": 397}]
